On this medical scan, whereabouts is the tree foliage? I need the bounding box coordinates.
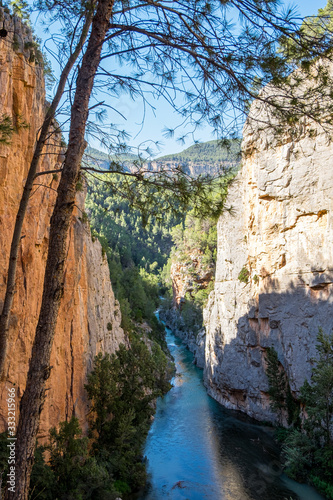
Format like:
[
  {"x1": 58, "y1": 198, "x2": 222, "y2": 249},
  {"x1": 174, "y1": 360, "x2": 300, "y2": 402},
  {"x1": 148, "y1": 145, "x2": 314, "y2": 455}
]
[
  {"x1": 159, "y1": 208, "x2": 219, "y2": 337},
  {"x1": 86, "y1": 175, "x2": 180, "y2": 271},
  {"x1": 27, "y1": 334, "x2": 172, "y2": 499},
  {"x1": 156, "y1": 139, "x2": 241, "y2": 170},
  {"x1": 29, "y1": 418, "x2": 119, "y2": 500},
  {"x1": 279, "y1": 0, "x2": 333, "y2": 65},
  {"x1": 85, "y1": 337, "x2": 171, "y2": 492},
  {"x1": 0, "y1": 115, "x2": 14, "y2": 145},
  {"x1": 86, "y1": 175, "x2": 179, "y2": 332},
  {"x1": 300, "y1": 327, "x2": 333, "y2": 446},
  {"x1": 271, "y1": 330, "x2": 333, "y2": 498},
  {"x1": 10, "y1": 0, "x2": 30, "y2": 21},
  {"x1": 256, "y1": 0, "x2": 333, "y2": 140}
]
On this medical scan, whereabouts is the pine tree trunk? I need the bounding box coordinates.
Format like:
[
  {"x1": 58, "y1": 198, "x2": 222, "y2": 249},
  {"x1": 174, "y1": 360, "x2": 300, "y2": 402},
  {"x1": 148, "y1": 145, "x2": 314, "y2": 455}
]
[
  {"x1": 0, "y1": 11, "x2": 93, "y2": 380},
  {"x1": 6, "y1": 1, "x2": 114, "y2": 498}
]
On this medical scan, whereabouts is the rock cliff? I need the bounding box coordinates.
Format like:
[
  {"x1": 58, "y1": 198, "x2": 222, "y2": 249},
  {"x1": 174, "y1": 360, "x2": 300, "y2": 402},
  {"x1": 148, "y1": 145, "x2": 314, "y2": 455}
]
[
  {"x1": 204, "y1": 97, "x2": 333, "y2": 422},
  {"x1": 0, "y1": 12, "x2": 125, "y2": 438}
]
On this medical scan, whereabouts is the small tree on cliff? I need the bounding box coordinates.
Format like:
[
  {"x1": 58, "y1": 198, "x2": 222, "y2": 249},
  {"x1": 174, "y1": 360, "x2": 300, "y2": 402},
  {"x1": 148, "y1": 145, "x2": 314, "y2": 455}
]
[{"x1": 5, "y1": 1, "x2": 333, "y2": 499}]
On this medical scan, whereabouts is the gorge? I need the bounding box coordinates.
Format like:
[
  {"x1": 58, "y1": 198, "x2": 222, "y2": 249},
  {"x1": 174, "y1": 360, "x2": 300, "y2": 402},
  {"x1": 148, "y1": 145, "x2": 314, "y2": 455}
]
[
  {"x1": 140, "y1": 316, "x2": 324, "y2": 500},
  {"x1": 0, "y1": 5, "x2": 332, "y2": 500},
  {"x1": 162, "y1": 87, "x2": 333, "y2": 427}
]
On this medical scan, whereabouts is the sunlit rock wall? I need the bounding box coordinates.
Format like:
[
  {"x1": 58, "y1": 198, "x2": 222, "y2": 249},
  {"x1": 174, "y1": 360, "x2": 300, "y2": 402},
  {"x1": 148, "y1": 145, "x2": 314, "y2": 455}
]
[
  {"x1": 0, "y1": 11, "x2": 125, "y2": 438},
  {"x1": 204, "y1": 99, "x2": 333, "y2": 422}
]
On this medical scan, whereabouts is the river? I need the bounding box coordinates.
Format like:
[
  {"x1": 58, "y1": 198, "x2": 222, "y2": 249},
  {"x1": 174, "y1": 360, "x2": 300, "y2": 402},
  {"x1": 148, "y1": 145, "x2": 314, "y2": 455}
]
[{"x1": 139, "y1": 321, "x2": 325, "y2": 500}]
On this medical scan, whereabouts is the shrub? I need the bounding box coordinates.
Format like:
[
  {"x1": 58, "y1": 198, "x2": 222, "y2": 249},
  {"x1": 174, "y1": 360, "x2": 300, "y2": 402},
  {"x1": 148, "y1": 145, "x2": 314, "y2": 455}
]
[
  {"x1": 85, "y1": 338, "x2": 171, "y2": 492},
  {"x1": 283, "y1": 429, "x2": 314, "y2": 482},
  {"x1": 274, "y1": 329, "x2": 333, "y2": 495},
  {"x1": 30, "y1": 418, "x2": 118, "y2": 500},
  {"x1": 311, "y1": 475, "x2": 333, "y2": 499},
  {"x1": 0, "y1": 115, "x2": 14, "y2": 144},
  {"x1": 238, "y1": 266, "x2": 249, "y2": 283}
]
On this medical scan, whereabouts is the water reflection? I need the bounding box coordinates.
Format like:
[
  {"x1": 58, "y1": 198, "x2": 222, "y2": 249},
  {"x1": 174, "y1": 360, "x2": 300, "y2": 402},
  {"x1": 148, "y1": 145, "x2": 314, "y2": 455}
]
[{"x1": 139, "y1": 324, "x2": 324, "y2": 500}]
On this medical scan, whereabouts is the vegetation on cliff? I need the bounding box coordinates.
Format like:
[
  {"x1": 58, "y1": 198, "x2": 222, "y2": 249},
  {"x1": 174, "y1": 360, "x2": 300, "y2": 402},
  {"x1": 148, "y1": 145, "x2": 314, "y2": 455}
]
[
  {"x1": 156, "y1": 139, "x2": 241, "y2": 165},
  {"x1": 85, "y1": 163, "x2": 229, "y2": 342},
  {"x1": 85, "y1": 174, "x2": 180, "y2": 336}
]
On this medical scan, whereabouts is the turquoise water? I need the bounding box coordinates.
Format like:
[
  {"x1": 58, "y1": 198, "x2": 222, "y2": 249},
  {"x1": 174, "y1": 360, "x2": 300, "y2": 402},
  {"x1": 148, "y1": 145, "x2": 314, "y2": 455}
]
[{"x1": 140, "y1": 322, "x2": 324, "y2": 500}]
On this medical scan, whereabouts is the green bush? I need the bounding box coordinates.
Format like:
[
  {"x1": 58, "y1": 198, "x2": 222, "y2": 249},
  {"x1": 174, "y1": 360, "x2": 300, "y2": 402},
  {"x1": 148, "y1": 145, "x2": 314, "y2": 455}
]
[
  {"x1": 30, "y1": 417, "x2": 118, "y2": 500},
  {"x1": 238, "y1": 266, "x2": 249, "y2": 283},
  {"x1": 29, "y1": 336, "x2": 172, "y2": 498},
  {"x1": 85, "y1": 338, "x2": 171, "y2": 492},
  {"x1": 0, "y1": 115, "x2": 14, "y2": 144},
  {"x1": 283, "y1": 429, "x2": 314, "y2": 482}
]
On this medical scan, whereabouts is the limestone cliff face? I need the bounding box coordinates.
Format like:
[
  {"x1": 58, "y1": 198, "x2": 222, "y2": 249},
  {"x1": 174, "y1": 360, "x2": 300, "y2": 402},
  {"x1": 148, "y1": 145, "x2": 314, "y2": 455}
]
[
  {"x1": 0, "y1": 12, "x2": 125, "y2": 437},
  {"x1": 204, "y1": 103, "x2": 333, "y2": 422}
]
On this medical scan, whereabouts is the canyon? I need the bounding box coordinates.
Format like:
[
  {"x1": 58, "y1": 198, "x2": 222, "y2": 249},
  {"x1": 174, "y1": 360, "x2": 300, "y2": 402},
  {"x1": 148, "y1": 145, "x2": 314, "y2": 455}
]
[
  {"x1": 163, "y1": 88, "x2": 333, "y2": 424},
  {"x1": 1, "y1": 8, "x2": 332, "y2": 437}
]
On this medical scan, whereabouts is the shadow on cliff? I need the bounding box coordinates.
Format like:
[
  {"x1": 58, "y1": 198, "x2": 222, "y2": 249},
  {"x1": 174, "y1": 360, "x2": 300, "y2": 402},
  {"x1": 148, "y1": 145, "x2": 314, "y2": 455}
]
[{"x1": 206, "y1": 274, "x2": 333, "y2": 416}]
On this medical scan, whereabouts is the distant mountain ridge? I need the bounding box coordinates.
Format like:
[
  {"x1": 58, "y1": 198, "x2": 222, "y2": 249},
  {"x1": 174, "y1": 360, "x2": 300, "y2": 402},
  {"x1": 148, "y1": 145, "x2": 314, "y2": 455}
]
[
  {"x1": 85, "y1": 139, "x2": 241, "y2": 176},
  {"x1": 156, "y1": 139, "x2": 241, "y2": 163}
]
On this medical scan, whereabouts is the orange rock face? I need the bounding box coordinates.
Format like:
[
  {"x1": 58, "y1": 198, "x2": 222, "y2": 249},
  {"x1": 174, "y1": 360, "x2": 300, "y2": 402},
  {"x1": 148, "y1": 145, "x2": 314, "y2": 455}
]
[{"x1": 0, "y1": 12, "x2": 125, "y2": 439}]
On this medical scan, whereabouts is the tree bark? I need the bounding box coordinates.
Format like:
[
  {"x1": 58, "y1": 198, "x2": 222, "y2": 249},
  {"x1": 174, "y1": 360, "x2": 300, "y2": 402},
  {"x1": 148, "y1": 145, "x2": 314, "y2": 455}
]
[
  {"x1": 6, "y1": 1, "x2": 114, "y2": 498},
  {"x1": 0, "y1": 9, "x2": 94, "y2": 380}
]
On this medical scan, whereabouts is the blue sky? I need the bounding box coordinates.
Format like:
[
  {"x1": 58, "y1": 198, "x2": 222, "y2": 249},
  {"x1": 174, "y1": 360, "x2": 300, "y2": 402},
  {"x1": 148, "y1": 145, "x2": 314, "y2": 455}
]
[
  {"x1": 33, "y1": 0, "x2": 328, "y2": 157},
  {"x1": 131, "y1": 0, "x2": 329, "y2": 157}
]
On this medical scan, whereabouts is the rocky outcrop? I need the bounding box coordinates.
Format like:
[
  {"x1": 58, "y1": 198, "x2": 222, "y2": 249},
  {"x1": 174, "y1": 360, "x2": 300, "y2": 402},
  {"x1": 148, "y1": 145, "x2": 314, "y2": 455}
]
[
  {"x1": 0, "y1": 12, "x2": 125, "y2": 438},
  {"x1": 171, "y1": 250, "x2": 214, "y2": 307},
  {"x1": 204, "y1": 97, "x2": 333, "y2": 422}
]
